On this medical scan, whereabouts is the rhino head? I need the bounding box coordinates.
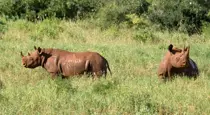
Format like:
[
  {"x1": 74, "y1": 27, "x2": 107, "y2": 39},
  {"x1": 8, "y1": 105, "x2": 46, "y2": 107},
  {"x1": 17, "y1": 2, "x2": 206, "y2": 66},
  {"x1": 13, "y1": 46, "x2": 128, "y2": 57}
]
[
  {"x1": 20, "y1": 46, "x2": 43, "y2": 68},
  {"x1": 168, "y1": 44, "x2": 190, "y2": 68}
]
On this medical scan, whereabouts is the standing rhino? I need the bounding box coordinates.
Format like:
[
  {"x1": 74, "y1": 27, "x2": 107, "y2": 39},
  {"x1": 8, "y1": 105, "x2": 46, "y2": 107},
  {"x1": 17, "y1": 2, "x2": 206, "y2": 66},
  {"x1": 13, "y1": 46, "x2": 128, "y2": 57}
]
[
  {"x1": 158, "y1": 44, "x2": 199, "y2": 81},
  {"x1": 21, "y1": 46, "x2": 112, "y2": 79}
]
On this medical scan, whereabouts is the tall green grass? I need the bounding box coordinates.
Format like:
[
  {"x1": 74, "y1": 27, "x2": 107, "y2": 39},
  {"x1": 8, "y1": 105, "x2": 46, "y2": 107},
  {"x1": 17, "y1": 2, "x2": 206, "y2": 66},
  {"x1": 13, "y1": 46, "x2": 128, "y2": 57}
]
[{"x1": 1, "y1": 18, "x2": 210, "y2": 114}]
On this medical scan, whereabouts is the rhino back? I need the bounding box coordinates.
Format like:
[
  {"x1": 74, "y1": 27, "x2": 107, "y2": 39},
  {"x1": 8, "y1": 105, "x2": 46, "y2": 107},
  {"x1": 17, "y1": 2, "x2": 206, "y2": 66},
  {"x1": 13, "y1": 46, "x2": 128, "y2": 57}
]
[
  {"x1": 186, "y1": 58, "x2": 199, "y2": 77},
  {"x1": 57, "y1": 52, "x2": 91, "y2": 76}
]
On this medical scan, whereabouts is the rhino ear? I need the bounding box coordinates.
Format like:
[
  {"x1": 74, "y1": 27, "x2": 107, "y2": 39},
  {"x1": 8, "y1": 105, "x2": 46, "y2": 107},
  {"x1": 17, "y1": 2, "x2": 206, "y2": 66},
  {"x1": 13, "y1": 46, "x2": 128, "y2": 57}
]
[
  {"x1": 28, "y1": 52, "x2": 30, "y2": 56},
  {"x1": 20, "y1": 52, "x2": 24, "y2": 57},
  {"x1": 186, "y1": 46, "x2": 190, "y2": 56},
  {"x1": 184, "y1": 45, "x2": 190, "y2": 51},
  {"x1": 187, "y1": 46, "x2": 190, "y2": 50},
  {"x1": 34, "y1": 46, "x2": 37, "y2": 50},
  {"x1": 37, "y1": 47, "x2": 42, "y2": 54},
  {"x1": 168, "y1": 44, "x2": 173, "y2": 52}
]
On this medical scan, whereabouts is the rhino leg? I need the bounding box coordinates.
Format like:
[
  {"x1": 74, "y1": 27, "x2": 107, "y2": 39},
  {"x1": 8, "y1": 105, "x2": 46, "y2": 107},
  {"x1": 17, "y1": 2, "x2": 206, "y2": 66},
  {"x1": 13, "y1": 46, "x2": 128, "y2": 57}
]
[
  {"x1": 91, "y1": 71, "x2": 103, "y2": 80},
  {"x1": 165, "y1": 65, "x2": 173, "y2": 81},
  {"x1": 158, "y1": 72, "x2": 168, "y2": 83},
  {"x1": 167, "y1": 69, "x2": 173, "y2": 81},
  {"x1": 85, "y1": 60, "x2": 90, "y2": 75},
  {"x1": 158, "y1": 73, "x2": 165, "y2": 79}
]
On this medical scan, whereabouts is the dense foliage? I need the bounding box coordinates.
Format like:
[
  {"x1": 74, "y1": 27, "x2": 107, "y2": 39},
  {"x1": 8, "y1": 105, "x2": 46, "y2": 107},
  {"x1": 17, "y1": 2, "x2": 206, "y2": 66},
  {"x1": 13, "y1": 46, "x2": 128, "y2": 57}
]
[
  {"x1": 1, "y1": 0, "x2": 210, "y2": 34},
  {"x1": 148, "y1": 0, "x2": 210, "y2": 34},
  {"x1": 0, "y1": 0, "x2": 106, "y2": 20}
]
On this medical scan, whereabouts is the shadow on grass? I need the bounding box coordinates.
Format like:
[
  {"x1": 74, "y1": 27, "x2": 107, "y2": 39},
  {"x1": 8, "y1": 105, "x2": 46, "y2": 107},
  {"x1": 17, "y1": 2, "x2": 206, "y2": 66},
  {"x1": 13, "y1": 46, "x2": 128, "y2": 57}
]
[{"x1": 0, "y1": 80, "x2": 4, "y2": 90}]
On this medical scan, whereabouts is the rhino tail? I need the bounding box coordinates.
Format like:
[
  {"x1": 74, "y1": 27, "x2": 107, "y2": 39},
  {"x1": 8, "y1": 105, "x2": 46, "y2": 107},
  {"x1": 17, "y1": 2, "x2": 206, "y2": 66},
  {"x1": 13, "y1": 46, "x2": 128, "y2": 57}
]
[{"x1": 106, "y1": 60, "x2": 112, "y2": 76}]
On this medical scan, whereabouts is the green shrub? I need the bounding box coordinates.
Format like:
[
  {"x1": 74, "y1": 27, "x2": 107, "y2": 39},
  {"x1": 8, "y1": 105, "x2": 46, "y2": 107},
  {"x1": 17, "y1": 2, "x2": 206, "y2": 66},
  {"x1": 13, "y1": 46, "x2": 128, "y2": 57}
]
[
  {"x1": 0, "y1": 17, "x2": 7, "y2": 39},
  {"x1": 125, "y1": 13, "x2": 150, "y2": 28},
  {"x1": 0, "y1": 0, "x2": 210, "y2": 36},
  {"x1": 202, "y1": 21, "x2": 210, "y2": 38},
  {"x1": 0, "y1": 22, "x2": 6, "y2": 34},
  {"x1": 30, "y1": 18, "x2": 63, "y2": 40},
  {"x1": 147, "y1": 0, "x2": 210, "y2": 34},
  {"x1": 133, "y1": 28, "x2": 158, "y2": 43},
  {"x1": 0, "y1": 0, "x2": 104, "y2": 21},
  {"x1": 95, "y1": 0, "x2": 149, "y2": 29}
]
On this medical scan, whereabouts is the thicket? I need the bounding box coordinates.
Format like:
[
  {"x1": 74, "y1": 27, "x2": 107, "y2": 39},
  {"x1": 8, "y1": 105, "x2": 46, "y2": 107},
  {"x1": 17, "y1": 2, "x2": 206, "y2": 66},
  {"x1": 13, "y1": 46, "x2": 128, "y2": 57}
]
[{"x1": 0, "y1": 0, "x2": 210, "y2": 34}]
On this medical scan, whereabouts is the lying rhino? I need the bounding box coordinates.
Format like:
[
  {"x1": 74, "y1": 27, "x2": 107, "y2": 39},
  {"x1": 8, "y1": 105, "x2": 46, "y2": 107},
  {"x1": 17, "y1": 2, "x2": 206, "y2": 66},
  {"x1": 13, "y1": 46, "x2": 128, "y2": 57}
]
[
  {"x1": 158, "y1": 44, "x2": 199, "y2": 81},
  {"x1": 21, "y1": 46, "x2": 112, "y2": 79}
]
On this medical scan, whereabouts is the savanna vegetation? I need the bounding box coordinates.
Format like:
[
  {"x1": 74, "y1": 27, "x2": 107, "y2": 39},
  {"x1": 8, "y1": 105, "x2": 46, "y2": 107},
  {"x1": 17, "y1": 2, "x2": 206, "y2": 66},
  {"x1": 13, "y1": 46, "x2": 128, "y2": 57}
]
[{"x1": 1, "y1": 0, "x2": 210, "y2": 114}]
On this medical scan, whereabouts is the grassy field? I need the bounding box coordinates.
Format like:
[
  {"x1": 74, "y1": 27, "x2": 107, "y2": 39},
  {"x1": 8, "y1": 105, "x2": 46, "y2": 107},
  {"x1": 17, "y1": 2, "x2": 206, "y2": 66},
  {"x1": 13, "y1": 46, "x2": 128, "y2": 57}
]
[{"x1": 1, "y1": 18, "x2": 210, "y2": 114}]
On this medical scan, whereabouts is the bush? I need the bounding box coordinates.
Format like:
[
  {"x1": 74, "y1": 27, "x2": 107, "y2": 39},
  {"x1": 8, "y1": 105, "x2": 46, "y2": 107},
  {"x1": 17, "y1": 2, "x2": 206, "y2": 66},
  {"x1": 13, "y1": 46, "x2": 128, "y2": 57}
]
[
  {"x1": 30, "y1": 18, "x2": 63, "y2": 40},
  {"x1": 202, "y1": 21, "x2": 210, "y2": 38},
  {"x1": 125, "y1": 13, "x2": 150, "y2": 28},
  {"x1": 0, "y1": 17, "x2": 7, "y2": 39},
  {"x1": 95, "y1": 0, "x2": 149, "y2": 29},
  {"x1": 0, "y1": 0, "x2": 104, "y2": 21},
  {"x1": 0, "y1": 0, "x2": 210, "y2": 35},
  {"x1": 147, "y1": 0, "x2": 210, "y2": 34},
  {"x1": 133, "y1": 28, "x2": 158, "y2": 43}
]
